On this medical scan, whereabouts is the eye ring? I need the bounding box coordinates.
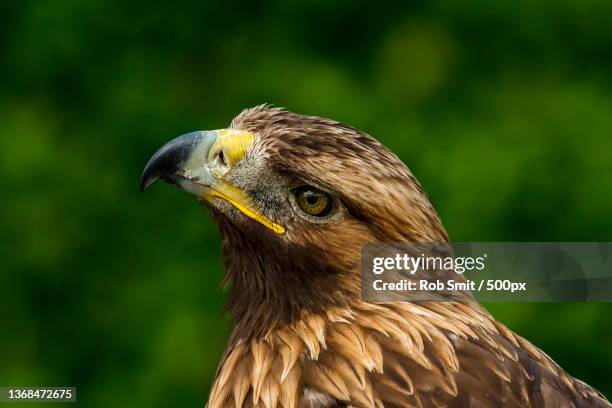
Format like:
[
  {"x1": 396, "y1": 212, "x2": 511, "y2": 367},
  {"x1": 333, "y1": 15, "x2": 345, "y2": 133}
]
[{"x1": 293, "y1": 186, "x2": 333, "y2": 217}]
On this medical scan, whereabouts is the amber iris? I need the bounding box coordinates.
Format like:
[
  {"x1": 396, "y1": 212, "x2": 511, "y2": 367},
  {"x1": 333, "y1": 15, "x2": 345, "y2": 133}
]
[{"x1": 295, "y1": 186, "x2": 332, "y2": 216}]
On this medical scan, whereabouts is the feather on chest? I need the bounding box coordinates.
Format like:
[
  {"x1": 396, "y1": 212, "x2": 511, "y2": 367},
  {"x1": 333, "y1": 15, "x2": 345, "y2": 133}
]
[
  {"x1": 207, "y1": 302, "x2": 488, "y2": 408},
  {"x1": 207, "y1": 302, "x2": 609, "y2": 408}
]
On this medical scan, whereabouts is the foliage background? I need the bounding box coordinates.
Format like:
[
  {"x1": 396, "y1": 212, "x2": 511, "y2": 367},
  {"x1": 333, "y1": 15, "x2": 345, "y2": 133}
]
[{"x1": 1, "y1": 1, "x2": 611, "y2": 407}]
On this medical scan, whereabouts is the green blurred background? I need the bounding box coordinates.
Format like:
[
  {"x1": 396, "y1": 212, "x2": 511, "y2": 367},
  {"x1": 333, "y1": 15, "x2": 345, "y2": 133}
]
[{"x1": 1, "y1": 0, "x2": 611, "y2": 407}]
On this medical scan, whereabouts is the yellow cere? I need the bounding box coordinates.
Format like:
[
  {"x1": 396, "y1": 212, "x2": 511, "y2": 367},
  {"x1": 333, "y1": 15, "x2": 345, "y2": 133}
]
[
  {"x1": 209, "y1": 129, "x2": 256, "y2": 167},
  {"x1": 202, "y1": 130, "x2": 284, "y2": 235}
]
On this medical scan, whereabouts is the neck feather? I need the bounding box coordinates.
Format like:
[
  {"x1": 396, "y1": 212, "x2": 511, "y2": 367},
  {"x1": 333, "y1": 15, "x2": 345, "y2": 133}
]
[{"x1": 216, "y1": 215, "x2": 359, "y2": 341}]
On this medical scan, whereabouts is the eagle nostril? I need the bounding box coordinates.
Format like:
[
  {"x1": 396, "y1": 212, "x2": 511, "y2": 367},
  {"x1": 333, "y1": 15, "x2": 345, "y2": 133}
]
[
  {"x1": 217, "y1": 150, "x2": 226, "y2": 167},
  {"x1": 212, "y1": 149, "x2": 229, "y2": 175}
]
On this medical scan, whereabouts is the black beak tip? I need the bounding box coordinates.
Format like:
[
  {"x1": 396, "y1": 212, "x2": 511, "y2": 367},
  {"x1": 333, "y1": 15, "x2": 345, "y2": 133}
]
[
  {"x1": 139, "y1": 131, "x2": 208, "y2": 193},
  {"x1": 139, "y1": 159, "x2": 161, "y2": 192},
  {"x1": 139, "y1": 174, "x2": 154, "y2": 192}
]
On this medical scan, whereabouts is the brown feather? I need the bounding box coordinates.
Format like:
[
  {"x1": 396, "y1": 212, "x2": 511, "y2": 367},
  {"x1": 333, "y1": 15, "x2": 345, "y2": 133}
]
[{"x1": 251, "y1": 340, "x2": 273, "y2": 404}]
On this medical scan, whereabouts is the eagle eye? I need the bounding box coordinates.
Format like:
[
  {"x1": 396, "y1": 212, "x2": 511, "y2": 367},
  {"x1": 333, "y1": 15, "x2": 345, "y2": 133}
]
[{"x1": 293, "y1": 186, "x2": 333, "y2": 217}]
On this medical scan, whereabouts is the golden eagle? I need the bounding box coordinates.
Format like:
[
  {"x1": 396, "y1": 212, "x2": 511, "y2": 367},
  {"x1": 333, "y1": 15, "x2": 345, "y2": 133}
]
[{"x1": 141, "y1": 105, "x2": 610, "y2": 408}]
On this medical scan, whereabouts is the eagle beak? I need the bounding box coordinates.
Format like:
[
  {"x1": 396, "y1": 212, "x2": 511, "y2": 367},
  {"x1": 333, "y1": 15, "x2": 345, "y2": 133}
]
[
  {"x1": 140, "y1": 129, "x2": 285, "y2": 235},
  {"x1": 140, "y1": 130, "x2": 217, "y2": 192}
]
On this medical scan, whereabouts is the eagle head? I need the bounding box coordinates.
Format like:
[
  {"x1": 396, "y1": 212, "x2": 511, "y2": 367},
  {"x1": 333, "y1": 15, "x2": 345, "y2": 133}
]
[{"x1": 141, "y1": 105, "x2": 447, "y2": 338}]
